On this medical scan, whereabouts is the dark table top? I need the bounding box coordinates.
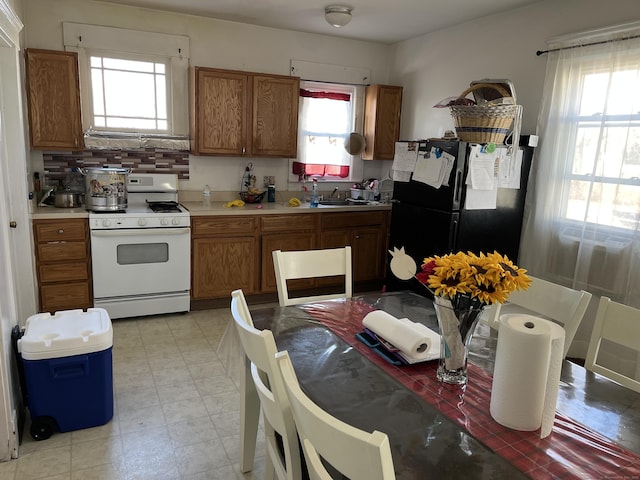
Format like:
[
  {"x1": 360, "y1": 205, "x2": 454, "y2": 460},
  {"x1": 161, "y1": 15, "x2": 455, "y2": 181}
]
[{"x1": 249, "y1": 291, "x2": 640, "y2": 479}]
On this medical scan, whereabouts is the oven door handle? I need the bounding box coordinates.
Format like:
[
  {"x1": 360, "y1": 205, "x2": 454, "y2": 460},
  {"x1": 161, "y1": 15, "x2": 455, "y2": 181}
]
[{"x1": 91, "y1": 227, "x2": 191, "y2": 237}]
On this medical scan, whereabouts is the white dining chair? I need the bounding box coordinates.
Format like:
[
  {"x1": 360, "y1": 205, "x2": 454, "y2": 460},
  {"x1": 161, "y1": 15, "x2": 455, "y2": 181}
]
[
  {"x1": 486, "y1": 275, "x2": 592, "y2": 358},
  {"x1": 230, "y1": 289, "x2": 304, "y2": 480},
  {"x1": 272, "y1": 247, "x2": 352, "y2": 306},
  {"x1": 584, "y1": 296, "x2": 640, "y2": 393},
  {"x1": 275, "y1": 350, "x2": 396, "y2": 480}
]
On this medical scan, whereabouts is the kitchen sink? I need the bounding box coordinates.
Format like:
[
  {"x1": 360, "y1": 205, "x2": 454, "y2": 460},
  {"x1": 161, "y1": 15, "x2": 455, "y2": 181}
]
[{"x1": 319, "y1": 200, "x2": 350, "y2": 206}]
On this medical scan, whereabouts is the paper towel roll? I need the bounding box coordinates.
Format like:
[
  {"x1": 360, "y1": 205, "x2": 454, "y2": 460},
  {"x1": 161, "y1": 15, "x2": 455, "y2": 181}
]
[
  {"x1": 490, "y1": 314, "x2": 565, "y2": 438},
  {"x1": 362, "y1": 310, "x2": 438, "y2": 356}
]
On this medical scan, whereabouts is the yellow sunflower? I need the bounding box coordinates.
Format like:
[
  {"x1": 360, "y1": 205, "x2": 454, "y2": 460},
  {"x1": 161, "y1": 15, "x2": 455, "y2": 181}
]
[{"x1": 417, "y1": 250, "x2": 531, "y2": 305}]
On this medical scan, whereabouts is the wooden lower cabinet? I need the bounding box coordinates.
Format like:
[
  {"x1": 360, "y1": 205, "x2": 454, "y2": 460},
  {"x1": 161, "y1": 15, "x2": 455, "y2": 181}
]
[
  {"x1": 261, "y1": 214, "x2": 318, "y2": 292},
  {"x1": 190, "y1": 210, "x2": 389, "y2": 302},
  {"x1": 191, "y1": 216, "x2": 259, "y2": 299},
  {"x1": 321, "y1": 211, "x2": 389, "y2": 283},
  {"x1": 33, "y1": 218, "x2": 92, "y2": 313}
]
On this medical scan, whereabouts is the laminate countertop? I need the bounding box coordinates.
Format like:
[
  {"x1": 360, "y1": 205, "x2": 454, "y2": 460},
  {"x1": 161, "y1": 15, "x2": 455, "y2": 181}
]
[
  {"x1": 31, "y1": 201, "x2": 391, "y2": 220},
  {"x1": 182, "y1": 200, "x2": 391, "y2": 216}
]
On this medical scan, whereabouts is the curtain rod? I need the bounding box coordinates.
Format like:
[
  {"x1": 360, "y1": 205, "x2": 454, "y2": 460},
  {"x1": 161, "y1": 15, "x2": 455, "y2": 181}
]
[{"x1": 536, "y1": 33, "x2": 640, "y2": 56}]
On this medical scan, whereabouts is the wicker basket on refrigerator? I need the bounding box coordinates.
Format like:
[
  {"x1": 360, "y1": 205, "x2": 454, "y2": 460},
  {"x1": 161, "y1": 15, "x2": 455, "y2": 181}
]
[{"x1": 449, "y1": 83, "x2": 522, "y2": 144}]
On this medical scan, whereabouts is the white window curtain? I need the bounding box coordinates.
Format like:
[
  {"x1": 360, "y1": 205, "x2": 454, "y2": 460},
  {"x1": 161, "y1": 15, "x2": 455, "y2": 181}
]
[
  {"x1": 296, "y1": 89, "x2": 353, "y2": 177},
  {"x1": 520, "y1": 23, "x2": 640, "y2": 360}
]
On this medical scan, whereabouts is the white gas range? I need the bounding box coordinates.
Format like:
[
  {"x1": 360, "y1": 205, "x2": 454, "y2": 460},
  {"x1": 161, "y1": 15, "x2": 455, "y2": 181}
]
[{"x1": 89, "y1": 173, "x2": 191, "y2": 319}]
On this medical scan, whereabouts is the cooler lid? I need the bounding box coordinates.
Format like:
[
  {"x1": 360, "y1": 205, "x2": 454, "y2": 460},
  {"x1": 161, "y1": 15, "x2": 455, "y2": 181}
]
[{"x1": 18, "y1": 308, "x2": 113, "y2": 360}]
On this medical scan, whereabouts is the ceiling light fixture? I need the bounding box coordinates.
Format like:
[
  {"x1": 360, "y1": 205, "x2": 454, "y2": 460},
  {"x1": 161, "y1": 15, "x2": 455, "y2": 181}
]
[{"x1": 324, "y1": 5, "x2": 352, "y2": 28}]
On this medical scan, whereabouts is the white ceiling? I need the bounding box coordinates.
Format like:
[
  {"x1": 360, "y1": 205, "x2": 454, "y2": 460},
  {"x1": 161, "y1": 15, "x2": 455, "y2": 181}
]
[{"x1": 97, "y1": 0, "x2": 542, "y2": 44}]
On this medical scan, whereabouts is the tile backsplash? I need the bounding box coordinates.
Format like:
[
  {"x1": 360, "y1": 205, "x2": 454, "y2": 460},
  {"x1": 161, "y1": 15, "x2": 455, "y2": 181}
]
[{"x1": 42, "y1": 149, "x2": 189, "y2": 187}]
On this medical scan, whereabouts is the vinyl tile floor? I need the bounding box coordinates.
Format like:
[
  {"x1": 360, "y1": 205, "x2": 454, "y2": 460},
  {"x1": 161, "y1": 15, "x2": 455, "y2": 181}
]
[{"x1": 0, "y1": 306, "x2": 271, "y2": 480}]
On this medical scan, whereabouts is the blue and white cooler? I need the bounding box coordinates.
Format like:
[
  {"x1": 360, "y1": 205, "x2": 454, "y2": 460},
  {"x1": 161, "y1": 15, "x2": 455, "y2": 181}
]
[{"x1": 18, "y1": 308, "x2": 114, "y2": 440}]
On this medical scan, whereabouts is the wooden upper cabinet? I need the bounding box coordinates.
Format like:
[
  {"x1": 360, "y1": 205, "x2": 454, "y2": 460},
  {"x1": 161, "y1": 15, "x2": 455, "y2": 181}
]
[
  {"x1": 191, "y1": 67, "x2": 299, "y2": 157},
  {"x1": 251, "y1": 74, "x2": 299, "y2": 158},
  {"x1": 190, "y1": 68, "x2": 249, "y2": 155},
  {"x1": 25, "y1": 49, "x2": 83, "y2": 151},
  {"x1": 362, "y1": 84, "x2": 403, "y2": 160}
]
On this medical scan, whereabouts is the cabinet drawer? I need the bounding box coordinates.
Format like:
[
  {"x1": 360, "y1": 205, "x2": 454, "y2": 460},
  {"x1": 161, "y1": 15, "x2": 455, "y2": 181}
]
[
  {"x1": 321, "y1": 211, "x2": 388, "y2": 229},
  {"x1": 37, "y1": 241, "x2": 87, "y2": 262},
  {"x1": 261, "y1": 214, "x2": 316, "y2": 233},
  {"x1": 39, "y1": 262, "x2": 89, "y2": 283},
  {"x1": 40, "y1": 282, "x2": 91, "y2": 313},
  {"x1": 35, "y1": 220, "x2": 86, "y2": 242},
  {"x1": 192, "y1": 216, "x2": 257, "y2": 236}
]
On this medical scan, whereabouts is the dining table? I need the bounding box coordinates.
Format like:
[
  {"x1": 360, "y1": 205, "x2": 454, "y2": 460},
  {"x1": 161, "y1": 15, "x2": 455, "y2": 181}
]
[{"x1": 218, "y1": 291, "x2": 640, "y2": 479}]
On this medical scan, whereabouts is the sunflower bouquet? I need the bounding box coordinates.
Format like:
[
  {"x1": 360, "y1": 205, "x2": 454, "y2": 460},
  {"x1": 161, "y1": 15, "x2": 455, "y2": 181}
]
[
  {"x1": 415, "y1": 251, "x2": 531, "y2": 382},
  {"x1": 416, "y1": 251, "x2": 531, "y2": 308}
]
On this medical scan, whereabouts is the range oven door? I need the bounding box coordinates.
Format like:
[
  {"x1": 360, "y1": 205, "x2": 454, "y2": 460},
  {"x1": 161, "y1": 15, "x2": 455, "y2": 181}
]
[{"x1": 90, "y1": 227, "x2": 190, "y2": 317}]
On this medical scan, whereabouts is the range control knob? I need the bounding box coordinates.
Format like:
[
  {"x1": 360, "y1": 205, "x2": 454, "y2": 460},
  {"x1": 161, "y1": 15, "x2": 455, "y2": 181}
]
[
  {"x1": 172, "y1": 218, "x2": 180, "y2": 225},
  {"x1": 138, "y1": 218, "x2": 147, "y2": 227},
  {"x1": 101, "y1": 219, "x2": 111, "y2": 228},
  {"x1": 160, "y1": 218, "x2": 169, "y2": 226}
]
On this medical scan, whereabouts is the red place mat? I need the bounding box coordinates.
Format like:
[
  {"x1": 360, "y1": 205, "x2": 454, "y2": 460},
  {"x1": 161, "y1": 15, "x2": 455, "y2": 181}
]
[{"x1": 298, "y1": 299, "x2": 640, "y2": 480}]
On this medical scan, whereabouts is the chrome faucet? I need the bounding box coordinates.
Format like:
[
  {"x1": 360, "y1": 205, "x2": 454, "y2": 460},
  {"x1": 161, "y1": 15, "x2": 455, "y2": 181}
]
[{"x1": 330, "y1": 187, "x2": 339, "y2": 199}]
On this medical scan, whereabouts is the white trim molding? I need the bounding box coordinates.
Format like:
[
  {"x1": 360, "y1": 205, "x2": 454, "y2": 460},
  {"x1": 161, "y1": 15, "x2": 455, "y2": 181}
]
[{"x1": 0, "y1": 0, "x2": 23, "y2": 48}]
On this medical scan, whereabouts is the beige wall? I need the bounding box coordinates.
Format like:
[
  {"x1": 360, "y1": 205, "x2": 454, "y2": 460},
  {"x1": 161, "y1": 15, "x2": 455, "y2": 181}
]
[
  {"x1": 20, "y1": 0, "x2": 640, "y2": 194},
  {"x1": 391, "y1": 0, "x2": 640, "y2": 140},
  {"x1": 22, "y1": 0, "x2": 395, "y2": 194},
  {"x1": 389, "y1": 0, "x2": 640, "y2": 355}
]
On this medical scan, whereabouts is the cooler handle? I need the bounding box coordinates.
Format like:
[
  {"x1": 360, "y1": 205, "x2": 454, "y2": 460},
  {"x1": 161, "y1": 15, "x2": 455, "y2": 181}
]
[{"x1": 49, "y1": 356, "x2": 90, "y2": 379}]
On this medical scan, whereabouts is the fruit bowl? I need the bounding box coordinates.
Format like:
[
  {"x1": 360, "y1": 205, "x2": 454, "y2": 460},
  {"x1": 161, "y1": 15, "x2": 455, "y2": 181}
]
[{"x1": 239, "y1": 191, "x2": 265, "y2": 203}]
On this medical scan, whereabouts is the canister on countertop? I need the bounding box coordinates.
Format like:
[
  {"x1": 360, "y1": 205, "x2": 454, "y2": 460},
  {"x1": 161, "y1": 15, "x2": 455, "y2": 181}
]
[{"x1": 267, "y1": 185, "x2": 276, "y2": 202}]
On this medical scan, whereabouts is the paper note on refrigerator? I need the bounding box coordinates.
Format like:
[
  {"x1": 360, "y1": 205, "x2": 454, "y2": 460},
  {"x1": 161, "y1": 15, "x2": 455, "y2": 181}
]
[
  {"x1": 391, "y1": 142, "x2": 418, "y2": 182},
  {"x1": 413, "y1": 148, "x2": 454, "y2": 188},
  {"x1": 468, "y1": 144, "x2": 497, "y2": 190},
  {"x1": 465, "y1": 182, "x2": 498, "y2": 209},
  {"x1": 497, "y1": 148, "x2": 523, "y2": 189},
  {"x1": 465, "y1": 144, "x2": 498, "y2": 209}
]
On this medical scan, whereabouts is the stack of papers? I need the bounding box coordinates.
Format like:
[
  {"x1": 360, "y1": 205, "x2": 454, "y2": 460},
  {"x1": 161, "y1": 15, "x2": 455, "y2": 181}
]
[{"x1": 412, "y1": 147, "x2": 454, "y2": 188}]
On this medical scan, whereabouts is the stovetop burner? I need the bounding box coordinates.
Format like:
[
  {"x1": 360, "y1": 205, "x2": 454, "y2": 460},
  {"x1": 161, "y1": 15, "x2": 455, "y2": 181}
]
[
  {"x1": 90, "y1": 209, "x2": 126, "y2": 214},
  {"x1": 146, "y1": 200, "x2": 182, "y2": 213}
]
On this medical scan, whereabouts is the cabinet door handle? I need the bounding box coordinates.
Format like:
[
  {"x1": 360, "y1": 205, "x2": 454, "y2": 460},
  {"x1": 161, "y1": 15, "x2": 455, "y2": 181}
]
[
  {"x1": 355, "y1": 235, "x2": 360, "y2": 239},
  {"x1": 9, "y1": 221, "x2": 17, "y2": 228},
  {"x1": 58, "y1": 229, "x2": 64, "y2": 234}
]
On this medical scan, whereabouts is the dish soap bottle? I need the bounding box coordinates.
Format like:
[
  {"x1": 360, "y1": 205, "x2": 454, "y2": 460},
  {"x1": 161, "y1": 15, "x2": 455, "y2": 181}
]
[
  {"x1": 202, "y1": 184, "x2": 211, "y2": 207},
  {"x1": 310, "y1": 179, "x2": 319, "y2": 208}
]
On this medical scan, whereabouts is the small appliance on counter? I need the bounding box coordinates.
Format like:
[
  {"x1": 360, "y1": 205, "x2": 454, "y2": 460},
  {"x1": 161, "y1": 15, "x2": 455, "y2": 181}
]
[
  {"x1": 79, "y1": 166, "x2": 130, "y2": 212},
  {"x1": 38, "y1": 187, "x2": 84, "y2": 208}
]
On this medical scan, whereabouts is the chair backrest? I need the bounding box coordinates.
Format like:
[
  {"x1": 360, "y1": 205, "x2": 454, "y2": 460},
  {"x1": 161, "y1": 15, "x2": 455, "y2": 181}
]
[
  {"x1": 230, "y1": 289, "x2": 302, "y2": 480},
  {"x1": 584, "y1": 296, "x2": 640, "y2": 393},
  {"x1": 272, "y1": 247, "x2": 353, "y2": 306},
  {"x1": 487, "y1": 275, "x2": 592, "y2": 357},
  {"x1": 275, "y1": 350, "x2": 396, "y2": 480}
]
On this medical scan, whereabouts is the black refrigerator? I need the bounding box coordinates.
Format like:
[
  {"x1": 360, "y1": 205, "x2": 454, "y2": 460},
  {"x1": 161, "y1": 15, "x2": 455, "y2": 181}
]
[{"x1": 385, "y1": 138, "x2": 534, "y2": 294}]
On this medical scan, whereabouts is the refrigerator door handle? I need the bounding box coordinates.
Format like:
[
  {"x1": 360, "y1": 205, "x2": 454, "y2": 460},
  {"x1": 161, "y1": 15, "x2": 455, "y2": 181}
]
[
  {"x1": 454, "y1": 171, "x2": 463, "y2": 205},
  {"x1": 451, "y1": 217, "x2": 459, "y2": 248}
]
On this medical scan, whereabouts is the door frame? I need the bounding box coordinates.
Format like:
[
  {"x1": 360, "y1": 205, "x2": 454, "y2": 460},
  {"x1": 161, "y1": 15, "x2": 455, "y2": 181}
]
[{"x1": 0, "y1": 0, "x2": 34, "y2": 460}]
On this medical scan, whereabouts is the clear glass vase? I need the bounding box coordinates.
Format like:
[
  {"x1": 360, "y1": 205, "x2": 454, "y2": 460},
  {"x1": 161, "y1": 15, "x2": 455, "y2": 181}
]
[{"x1": 434, "y1": 296, "x2": 485, "y2": 385}]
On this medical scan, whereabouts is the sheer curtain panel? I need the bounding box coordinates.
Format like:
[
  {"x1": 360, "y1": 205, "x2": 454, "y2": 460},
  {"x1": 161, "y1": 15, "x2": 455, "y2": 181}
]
[
  {"x1": 292, "y1": 85, "x2": 356, "y2": 178},
  {"x1": 520, "y1": 22, "x2": 640, "y2": 363}
]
